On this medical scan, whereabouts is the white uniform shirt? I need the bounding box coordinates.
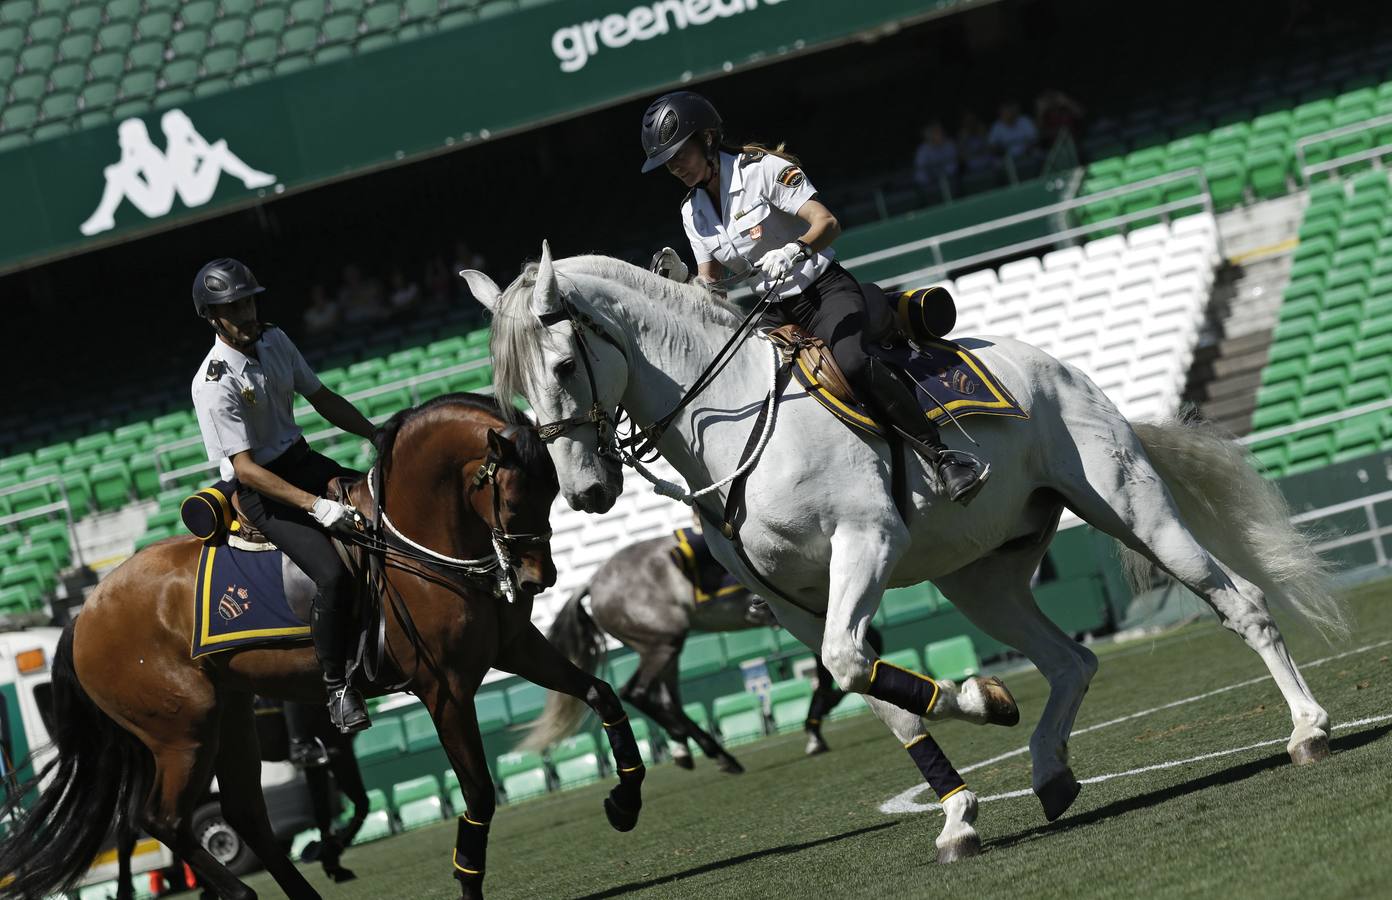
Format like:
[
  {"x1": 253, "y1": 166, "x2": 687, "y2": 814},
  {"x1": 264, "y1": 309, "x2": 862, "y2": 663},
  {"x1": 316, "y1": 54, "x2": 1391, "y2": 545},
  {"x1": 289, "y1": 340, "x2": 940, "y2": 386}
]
[
  {"x1": 191, "y1": 326, "x2": 322, "y2": 481},
  {"x1": 681, "y1": 150, "x2": 831, "y2": 298}
]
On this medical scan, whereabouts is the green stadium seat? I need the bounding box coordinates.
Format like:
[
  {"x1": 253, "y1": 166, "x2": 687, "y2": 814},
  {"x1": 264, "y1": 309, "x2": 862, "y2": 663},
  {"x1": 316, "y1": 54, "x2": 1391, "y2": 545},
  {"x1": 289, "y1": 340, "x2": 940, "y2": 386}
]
[
  {"x1": 0, "y1": 586, "x2": 34, "y2": 613},
  {"x1": 363, "y1": 2, "x2": 401, "y2": 33},
  {"x1": 402, "y1": 0, "x2": 438, "y2": 21},
  {"x1": 169, "y1": 29, "x2": 209, "y2": 60},
  {"x1": 1204, "y1": 157, "x2": 1247, "y2": 210},
  {"x1": 202, "y1": 48, "x2": 239, "y2": 78},
  {"x1": 27, "y1": 522, "x2": 71, "y2": 566},
  {"x1": 179, "y1": 0, "x2": 217, "y2": 29},
  {"x1": 678, "y1": 633, "x2": 725, "y2": 678},
  {"x1": 721, "y1": 628, "x2": 777, "y2": 665},
  {"x1": 392, "y1": 774, "x2": 444, "y2": 830},
  {"x1": 241, "y1": 35, "x2": 279, "y2": 67},
  {"x1": 881, "y1": 648, "x2": 923, "y2": 672},
  {"x1": 8, "y1": 481, "x2": 54, "y2": 516},
  {"x1": 350, "y1": 789, "x2": 393, "y2": 843},
  {"x1": 314, "y1": 42, "x2": 352, "y2": 64},
  {"x1": 1247, "y1": 146, "x2": 1289, "y2": 200},
  {"x1": 66, "y1": 2, "x2": 102, "y2": 32},
  {"x1": 221, "y1": 0, "x2": 255, "y2": 15},
  {"x1": 26, "y1": 13, "x2": 62, "y2": 42},
  {"x1": 497, "y1": 750, "x2": 548, "y2": 803},
  {"x1": 31, "y1": 442, "x2": 71, "y2": 466},
  {"x1": 281, "y1": 24, "x2": 318, "y2": 56},
  {"x1": 14, "y1": 543, "x2": 59, "y2": 585},
  {"x1": 1286, "y1": 431, "x2": 1335, "y2": 474},
  {"x1": 8, "y1": 74, "x2": 46, "y2": 105},
  {"x1": 505, "y1": 681, "x2": 545, "y2": 724},
  {"x1": 767, "y1": 677, "x2": 813, "y2": 733},
  {"x1": 1250, "y1": 401, "x2": 1297, "y2": 432},
  {"x1": 112, "y1": 98, "x2": 150, "y2": 118},
  {"x1": 443, "y1": 769, "x2": 465, "y2": 814},
  {"x1": 161, "y1": 58, "x2": 201, "y2": 89},
  {"x1": 119, "y1": 69, "x2": 158, "y2": 100},
  {"x1": 134, "y1": 12, "x2": 174, "y2": 42},
  {"x1": 712, "y1": 692, "x2": 764, "y2": 746},
  {"x1": 134, "y1": 526, "x2": 175, "y2": 550},
  {"x1": 401, "y1": 705, "x2": 438, "y2": 752},
  {"x1": 446, "y1": 369, "x2": 491, "y2": 394},
  {"x1": 681, "y1": 701, "x2": 711, "y2": 732},
  {"x1": 0, "y1": 454, "x2": 32, "y2": 476},
  {"x1": 353, "y1": 717, "x2": 406, "y2": 763},
  {"x1": 880, "y1": 584, "x2": 936, "y2": 624},
  {"x1": 0, "y1": 0, "x2": 35, "y2": 19},
  {"x1": 339, "y1": 375, "x2": 377, "y2": 396},
  {"x1": 289, "y1": 0, "x2": 326, "y2": 24},
  {"x1": 1, "y1": 562, "x2": 47, "y2": 598},
  {"x1": 208, "y1": 20, "x2": 247, "y2": 50},
  {"x1": 19, "y1": 42, "x2": 56, "y2": 72},
  {"x1": 924, "y1": 635, "x2": 980, "y2": 682},
  {"x1": 550, "y1": 733, "x2": 602, "y2": 789},
  {"x1": 475, "y1": 689, "x2": 509, "y2": 732},
  {"x1": 321, "y1": 13, "x2": 359, "y2": 45}
]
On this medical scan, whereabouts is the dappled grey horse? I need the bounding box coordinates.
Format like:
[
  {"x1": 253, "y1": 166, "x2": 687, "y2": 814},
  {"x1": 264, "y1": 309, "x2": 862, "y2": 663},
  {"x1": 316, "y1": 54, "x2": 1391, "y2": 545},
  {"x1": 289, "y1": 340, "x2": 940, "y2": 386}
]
[{"x1": 526, "y1": 530, "x2": 882, "y2": 769}]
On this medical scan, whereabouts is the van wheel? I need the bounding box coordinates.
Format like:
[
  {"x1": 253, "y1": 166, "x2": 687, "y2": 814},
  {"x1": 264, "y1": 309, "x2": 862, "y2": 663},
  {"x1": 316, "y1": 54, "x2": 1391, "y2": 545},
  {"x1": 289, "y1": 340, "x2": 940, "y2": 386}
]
[{"x1": 192, "y1": 801, "x2": 259, "y2": 876}]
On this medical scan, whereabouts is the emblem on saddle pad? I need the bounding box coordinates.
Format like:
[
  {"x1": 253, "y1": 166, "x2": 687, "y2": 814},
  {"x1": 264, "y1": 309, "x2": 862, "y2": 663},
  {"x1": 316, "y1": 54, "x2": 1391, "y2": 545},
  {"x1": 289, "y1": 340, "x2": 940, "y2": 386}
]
[
  {"x1": 217, "y1": 584, "x2": 250, "y2": 621},
  {"x1": 946, "y1": 369, "x2": 977, "y2": 395}
]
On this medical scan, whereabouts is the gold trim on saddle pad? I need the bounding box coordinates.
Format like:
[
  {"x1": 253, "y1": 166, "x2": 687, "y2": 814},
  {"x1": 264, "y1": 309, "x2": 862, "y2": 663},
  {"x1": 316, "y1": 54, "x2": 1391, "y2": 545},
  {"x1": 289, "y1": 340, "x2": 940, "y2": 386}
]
[
  {"x1": 792, "y1": 338, "x2": 1029, "y2": 436},
  {"x1": 672, "y1": 529, "x2": 744, "y2": 604}
]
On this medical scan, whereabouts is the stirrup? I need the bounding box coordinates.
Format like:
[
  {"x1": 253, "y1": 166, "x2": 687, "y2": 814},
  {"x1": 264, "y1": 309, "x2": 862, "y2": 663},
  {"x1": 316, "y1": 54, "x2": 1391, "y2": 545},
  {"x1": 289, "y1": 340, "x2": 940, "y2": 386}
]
[
  {"x1": 938, "y1": 451, "x2": 991, "y2": 506},
  {"x1": 327, "y1": 685, "x2": 370, "y2": 735}
]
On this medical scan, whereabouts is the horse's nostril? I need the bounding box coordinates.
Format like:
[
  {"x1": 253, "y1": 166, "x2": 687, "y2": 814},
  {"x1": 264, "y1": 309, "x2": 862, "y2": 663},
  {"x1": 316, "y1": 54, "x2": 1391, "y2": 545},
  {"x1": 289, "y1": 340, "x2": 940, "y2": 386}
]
[{"x1": 520, "y1": 579, "x2": 543, "y2": 596}]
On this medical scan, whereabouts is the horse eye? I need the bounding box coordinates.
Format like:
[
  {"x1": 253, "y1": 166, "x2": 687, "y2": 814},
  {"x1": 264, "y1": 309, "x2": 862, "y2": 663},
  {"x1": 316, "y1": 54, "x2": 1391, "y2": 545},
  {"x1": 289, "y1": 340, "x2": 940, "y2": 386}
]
[{"x1": 555, "y1": 358, "x2": 576, "y2": 377}]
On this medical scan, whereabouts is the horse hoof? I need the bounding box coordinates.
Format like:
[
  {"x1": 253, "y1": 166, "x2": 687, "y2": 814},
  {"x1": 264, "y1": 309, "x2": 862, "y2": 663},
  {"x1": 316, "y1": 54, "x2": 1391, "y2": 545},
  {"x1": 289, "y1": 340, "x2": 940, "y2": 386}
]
[
  {"x1": 1036, "y1": 769, "x2": 1081, "y2": 822},
  {"x1": 327, "y1": 866, "x2": 357, "y2": 883},
  {"x1": 936, "y1": 833, "x2": 981, "y2": 863},
  {"x1": 976, "y1": 676, "x2": 1020, "y2": 727},
  {"x1": 604, "y1": 797, "x2": 640, "y2": 832},
  {"x1": 672, "y1": 753, "x2": 695, "y2": 770},
  {"x1": 716, "y1": 755, "x2": 745, "y2": 775},
  {"x1": 1290, "y1": 734, "x2": 1331, "y2": 766},
  {"x1": 805, "y1": 735, "x2": 830, "y2": 756}
]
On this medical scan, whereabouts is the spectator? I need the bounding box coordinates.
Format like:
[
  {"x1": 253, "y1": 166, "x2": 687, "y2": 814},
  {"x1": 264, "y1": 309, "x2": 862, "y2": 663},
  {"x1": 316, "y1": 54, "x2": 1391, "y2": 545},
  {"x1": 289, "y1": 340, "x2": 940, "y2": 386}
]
[
  {"x1": 1035, "y1": 89, "x2": 1086, "y2": 146},
  {"x1": 423, "y1": 255, "x2": 453, "y2": 309},
  {"x1": 988, "y1": 101, "x2": 1040, "y2": 163},
  {"x1": 957, "y1": 113, "x2": 996, "y2": 177},
  {"x1": 913, "y1": 121, "x2": 958, "y2": 199},
  {"x1": 387, "y1": 268, "x2": 421, "y2": 318},
  {"x1": 337, "y1": 263, "x2": 387, "y2": 325},
  {"x1": 301, "y1": 284, "x2": 340, "y2": 337}
]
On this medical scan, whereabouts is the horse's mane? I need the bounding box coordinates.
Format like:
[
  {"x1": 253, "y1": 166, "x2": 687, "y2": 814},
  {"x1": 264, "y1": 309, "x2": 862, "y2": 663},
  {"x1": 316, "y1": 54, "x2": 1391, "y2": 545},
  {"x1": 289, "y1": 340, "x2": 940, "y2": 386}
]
[
  {"x1": 489, "y1": 255, "x2": 741, "y2": 423},
  {"x1": 372, "y1": 391, "x2": 554, "y2": 487}
]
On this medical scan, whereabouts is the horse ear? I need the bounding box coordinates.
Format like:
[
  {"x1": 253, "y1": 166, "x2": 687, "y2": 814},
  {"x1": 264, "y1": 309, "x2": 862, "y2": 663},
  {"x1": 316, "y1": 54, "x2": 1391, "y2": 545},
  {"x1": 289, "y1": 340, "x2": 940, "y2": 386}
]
[
  {"x1": 485, "y1": 427, "x2": 515, "y2": 461},
  {"x1": 459, "y1": 269, "x2": 501, "y2": 312},
  {"x1": 530, "y1": 240, "x2": 562, "y2": 319}
]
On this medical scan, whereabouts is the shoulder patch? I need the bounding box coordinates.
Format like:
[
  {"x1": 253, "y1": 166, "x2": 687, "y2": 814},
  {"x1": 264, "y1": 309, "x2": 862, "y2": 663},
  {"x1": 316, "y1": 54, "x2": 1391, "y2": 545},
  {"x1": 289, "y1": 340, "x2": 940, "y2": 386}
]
[
  {"x1": 205, "y1": 359, "x2": 228, "y2": 382},
  {"x1": 775, "y1": 165, "x2": 805, "y2": 188},
  {"x1": 739, "y1": 150, "x2": 766, "y2": 166}
]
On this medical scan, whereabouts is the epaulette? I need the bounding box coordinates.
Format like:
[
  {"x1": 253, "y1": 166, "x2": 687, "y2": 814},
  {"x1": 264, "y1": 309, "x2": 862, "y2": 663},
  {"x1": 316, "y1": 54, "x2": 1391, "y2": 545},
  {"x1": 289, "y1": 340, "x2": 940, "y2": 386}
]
[
  {"x1": 739, "y1": 150, "x2": 766, "y2": 166},
  {"x1": 205, "y1": 359, "x2": 228, "y2": 382}
]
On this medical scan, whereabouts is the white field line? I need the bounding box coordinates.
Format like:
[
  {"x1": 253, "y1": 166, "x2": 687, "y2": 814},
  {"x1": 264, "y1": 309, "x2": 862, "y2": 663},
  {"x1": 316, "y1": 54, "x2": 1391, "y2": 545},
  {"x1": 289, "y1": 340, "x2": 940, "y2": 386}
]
[
  {"x1": 955, "y1": 637, "x2": 1392, "y2": 777},
  {"x1": 881, "y1": 712, "x2": 1392, "y2": 814}
]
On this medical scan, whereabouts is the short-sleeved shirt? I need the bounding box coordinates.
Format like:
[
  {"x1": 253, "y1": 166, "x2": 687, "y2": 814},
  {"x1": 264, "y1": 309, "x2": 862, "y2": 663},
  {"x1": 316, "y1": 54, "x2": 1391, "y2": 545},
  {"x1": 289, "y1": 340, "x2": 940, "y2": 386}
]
[
  {"x1": 191, "y1": 326, "x2": 322, "y2": 481},
  {"x1": 680, "y1": 150, "x2": 831, "y2": 298}
]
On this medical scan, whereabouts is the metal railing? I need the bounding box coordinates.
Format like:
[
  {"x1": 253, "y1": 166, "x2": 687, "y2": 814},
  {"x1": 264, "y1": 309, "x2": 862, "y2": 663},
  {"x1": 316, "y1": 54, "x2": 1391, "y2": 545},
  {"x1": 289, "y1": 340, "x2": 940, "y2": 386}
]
[
  {"x1": 1240, "y1": 396, "x2": 1392, "y2": 447},
  {"x1": 0, "y1": 476, "x2": 84, "y2": 567},
  {"x1": 1296, "y1": 113, "x2": 1392, "y2": 184},
  {"x1": 841, "y1": 167, "x2": 1216, "y2": 289},
  {"x1": 1290, "y1": 486, "x2": 1392, "y2": 570}
]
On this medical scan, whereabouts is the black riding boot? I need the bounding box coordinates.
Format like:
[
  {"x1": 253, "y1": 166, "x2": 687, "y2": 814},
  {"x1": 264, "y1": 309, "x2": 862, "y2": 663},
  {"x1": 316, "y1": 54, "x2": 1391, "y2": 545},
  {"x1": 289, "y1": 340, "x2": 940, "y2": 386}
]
[
  {"x1": 867, "y1": 359, "x2": 990, "y2": 506},
  {"x1": 312, "y1": 605, "x2": 370, "y2": 734}
]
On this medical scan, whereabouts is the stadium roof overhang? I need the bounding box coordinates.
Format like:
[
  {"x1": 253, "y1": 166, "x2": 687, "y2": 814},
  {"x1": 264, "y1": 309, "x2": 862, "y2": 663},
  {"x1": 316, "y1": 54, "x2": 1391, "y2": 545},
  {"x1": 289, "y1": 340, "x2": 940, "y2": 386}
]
[{"x1": 0, "y1": 0, "x2": 990, "y2": 277}]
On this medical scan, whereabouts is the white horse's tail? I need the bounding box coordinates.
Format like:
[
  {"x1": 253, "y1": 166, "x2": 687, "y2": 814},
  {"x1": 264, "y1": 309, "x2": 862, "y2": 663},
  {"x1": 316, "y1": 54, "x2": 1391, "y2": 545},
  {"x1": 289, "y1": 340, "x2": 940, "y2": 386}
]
[{"x1": 1123, "y1": 417, "x2": 1349, "y2": 640}]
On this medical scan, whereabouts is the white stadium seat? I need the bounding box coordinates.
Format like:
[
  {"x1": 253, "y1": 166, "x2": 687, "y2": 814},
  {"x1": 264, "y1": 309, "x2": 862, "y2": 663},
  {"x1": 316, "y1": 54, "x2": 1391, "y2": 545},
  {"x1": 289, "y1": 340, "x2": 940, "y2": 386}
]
[
  {"x1": 997, "y1": 257, "x2": 1043, "y2": 283},
  {"x1": 1041, "y1": 245, "x2": 1086, "y2": 271}
]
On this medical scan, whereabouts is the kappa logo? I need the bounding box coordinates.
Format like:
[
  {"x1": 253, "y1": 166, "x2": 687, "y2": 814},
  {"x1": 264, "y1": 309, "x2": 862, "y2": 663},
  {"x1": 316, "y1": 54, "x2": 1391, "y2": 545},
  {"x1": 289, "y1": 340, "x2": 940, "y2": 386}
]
[{"x1": 80, "y1": 109, "x2": 277, "y2": 237}]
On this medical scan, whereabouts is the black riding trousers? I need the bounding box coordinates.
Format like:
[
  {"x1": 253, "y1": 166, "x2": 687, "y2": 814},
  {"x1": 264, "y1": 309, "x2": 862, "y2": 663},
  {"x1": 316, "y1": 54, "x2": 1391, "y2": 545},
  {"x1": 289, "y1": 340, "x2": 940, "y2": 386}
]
[
  {"x1": 236, "y1": 441, "x2": 355, "y2": 614},
  {"x1": 762, "y1": 264, "x2": 877, "y2": 397}
]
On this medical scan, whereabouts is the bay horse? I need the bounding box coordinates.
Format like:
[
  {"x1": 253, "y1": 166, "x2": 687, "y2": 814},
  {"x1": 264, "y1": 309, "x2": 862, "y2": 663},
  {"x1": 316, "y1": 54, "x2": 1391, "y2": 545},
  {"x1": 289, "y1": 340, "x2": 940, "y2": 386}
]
[
  {"x1": 470, "y1": 247, "x2": 1346, "y2": 862},
  {"x1": 0, "y1": 393, "x2": 646, "y2": 900},
  {"x1": 529, "y1": 531, "x2": 883, "y2": 768}
]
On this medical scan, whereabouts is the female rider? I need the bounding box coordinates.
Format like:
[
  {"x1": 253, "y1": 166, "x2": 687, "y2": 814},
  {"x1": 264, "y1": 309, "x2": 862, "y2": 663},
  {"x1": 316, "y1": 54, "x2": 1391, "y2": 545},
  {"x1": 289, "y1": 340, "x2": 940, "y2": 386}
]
[{"x1": 639, "y1": 91, "x2": 988, "y2": 505}]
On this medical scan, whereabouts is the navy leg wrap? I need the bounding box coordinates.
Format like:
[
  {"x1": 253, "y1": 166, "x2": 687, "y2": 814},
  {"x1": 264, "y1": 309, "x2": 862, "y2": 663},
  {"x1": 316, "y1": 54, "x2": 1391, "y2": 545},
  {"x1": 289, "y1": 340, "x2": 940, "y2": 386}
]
[
  {"x1": 906, "y1": 733, "x2": 966, "y2": 801},
  {"x1": 866, "y1": 659, "x2": 940, "y2": 716},
  {"x1": 452, "y1": 814, "x2": 489, "y2": 882},
  {"x1": 602, "y1": 715, "x2": 645, "y2": 778}
]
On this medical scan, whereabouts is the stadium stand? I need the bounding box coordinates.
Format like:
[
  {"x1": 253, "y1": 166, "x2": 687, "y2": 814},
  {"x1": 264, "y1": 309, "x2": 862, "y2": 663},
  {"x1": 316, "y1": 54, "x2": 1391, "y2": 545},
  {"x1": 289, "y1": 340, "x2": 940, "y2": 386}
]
[
  {"x1": 391, "y1": 774, "x2": 445, "y2": 831},
  {"x1": 1247, "y1": 170, "x2": 1392, "y2": 477},
  {"x1": 496, "y1": 749, "x2": 547, "y2": 804},
  {"x1": 712, "y1": 691, "x2": 765, "y2": 747}
]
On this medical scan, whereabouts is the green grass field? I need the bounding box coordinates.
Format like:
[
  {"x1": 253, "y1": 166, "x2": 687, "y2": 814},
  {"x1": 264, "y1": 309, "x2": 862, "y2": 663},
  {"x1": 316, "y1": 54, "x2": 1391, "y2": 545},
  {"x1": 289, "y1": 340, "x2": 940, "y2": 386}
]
[{"x1": 247, "y1": 578, "x2": 1392, "y2": 899}]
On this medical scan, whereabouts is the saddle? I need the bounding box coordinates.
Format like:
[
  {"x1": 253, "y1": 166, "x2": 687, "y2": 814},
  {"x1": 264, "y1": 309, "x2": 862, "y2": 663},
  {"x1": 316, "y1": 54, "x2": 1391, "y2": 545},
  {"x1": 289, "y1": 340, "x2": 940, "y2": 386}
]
[{"x1": 767, "y1": 285, "x2": 1027, "y2": 438}]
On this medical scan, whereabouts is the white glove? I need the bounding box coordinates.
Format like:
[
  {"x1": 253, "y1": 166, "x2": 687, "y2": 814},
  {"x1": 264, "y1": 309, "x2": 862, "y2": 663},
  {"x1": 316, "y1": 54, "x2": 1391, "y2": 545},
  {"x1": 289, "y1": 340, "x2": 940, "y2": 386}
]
[
  {"x1": 755, "y1": 242, "x2": 806, "y2": 280},
  {"x1": 310, "y1": 497, "x2": 357, "y2": 533},
  {"x1": 649, "y1": 247, "x2": 690, "y2": 283}
]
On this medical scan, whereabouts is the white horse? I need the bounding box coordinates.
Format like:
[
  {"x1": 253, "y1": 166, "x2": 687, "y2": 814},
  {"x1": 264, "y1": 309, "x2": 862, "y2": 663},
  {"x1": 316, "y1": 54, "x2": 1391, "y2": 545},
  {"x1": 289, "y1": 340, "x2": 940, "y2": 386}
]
[{"x1": 465, "y1": 245, "x2": 1345, "y2": 861}]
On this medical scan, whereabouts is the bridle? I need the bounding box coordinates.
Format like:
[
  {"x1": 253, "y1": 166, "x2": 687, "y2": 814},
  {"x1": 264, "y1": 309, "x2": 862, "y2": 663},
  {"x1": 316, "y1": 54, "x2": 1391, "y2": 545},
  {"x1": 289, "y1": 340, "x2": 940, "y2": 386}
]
[
  {"x1": 360, "y1": 424, "x2": 551, "y2": 603},
  {"x1": 529, "y1": 270, "x2": 785, "y2": 466}
]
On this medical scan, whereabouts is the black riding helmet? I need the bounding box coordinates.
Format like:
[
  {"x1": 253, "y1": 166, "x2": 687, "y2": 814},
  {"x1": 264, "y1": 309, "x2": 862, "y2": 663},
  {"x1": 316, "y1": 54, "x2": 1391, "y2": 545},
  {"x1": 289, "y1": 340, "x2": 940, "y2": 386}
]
[
  {"x1": 192, "y1": 257, "x2": 265, "y2": 318},
  {"x1": 639, "y1": 91, "x2": 722, "y2": 173}
]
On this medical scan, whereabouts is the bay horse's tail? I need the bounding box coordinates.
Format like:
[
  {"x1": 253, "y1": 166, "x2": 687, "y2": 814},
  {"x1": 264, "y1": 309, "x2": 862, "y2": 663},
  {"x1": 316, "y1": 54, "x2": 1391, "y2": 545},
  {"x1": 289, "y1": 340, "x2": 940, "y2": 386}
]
[
  {"x1": 0, "y1": 622, "x2": 151, "y2": 898},
  {"x1": 521, "y1": 582, "x2": 607, "y2": 751},
  {"x1": 1124, "y1": 418, "x2": 1349, "y2": 639}
]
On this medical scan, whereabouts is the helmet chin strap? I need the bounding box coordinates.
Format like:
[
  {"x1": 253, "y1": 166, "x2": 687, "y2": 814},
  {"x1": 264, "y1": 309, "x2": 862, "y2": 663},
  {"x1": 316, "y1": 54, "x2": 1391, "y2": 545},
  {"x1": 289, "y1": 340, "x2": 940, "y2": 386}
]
[
  {"x1": 209, "y1": 308, "x2": 262, "y2": 352},
  {"x1": 698, "y1": 133, "x2": 720, "y2": 191}
]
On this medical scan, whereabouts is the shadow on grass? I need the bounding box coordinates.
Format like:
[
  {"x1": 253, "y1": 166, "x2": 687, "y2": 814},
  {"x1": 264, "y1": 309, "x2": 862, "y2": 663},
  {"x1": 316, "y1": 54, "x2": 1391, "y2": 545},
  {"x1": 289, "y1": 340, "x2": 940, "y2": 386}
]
[
  {"x1": 989, "y1": 723, "x2": 1392, "y2": 852},
  {"x1": 570, "y1": 820, "x2": 901, "y2": 899}
]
